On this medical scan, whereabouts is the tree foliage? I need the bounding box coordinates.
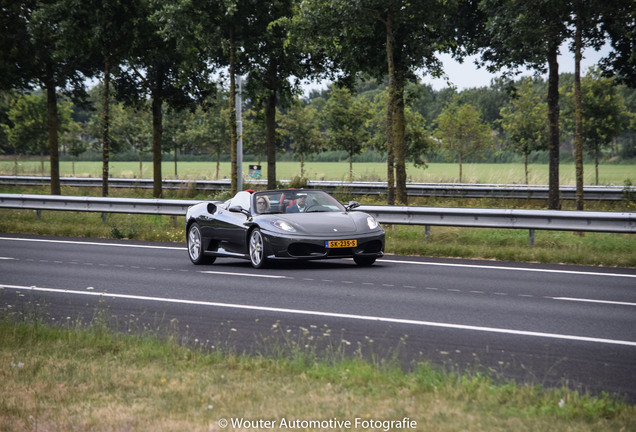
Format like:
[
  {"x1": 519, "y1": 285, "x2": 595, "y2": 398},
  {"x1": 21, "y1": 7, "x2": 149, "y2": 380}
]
[
  {"x1": 1, "y1": 0, "x2": 635, "y2": 196},
  {"x1": 294, "y1": 0, "x2": 480, "y2": 204},
  {"x1": 579, "y1": 68, "x2": 633, "y2": 183},
  {"x1": 322, "y1": 87, "x2": 372, "y2": 180},
  {"x1": 435, "y1": 101, "x2": 493, "y2": 183},
  {"x1": 278, "y1": 102, "x2": 322, "y2": 178},
  {"x1": 500, "y1": 79, "x2": 548, "y2": 184}
]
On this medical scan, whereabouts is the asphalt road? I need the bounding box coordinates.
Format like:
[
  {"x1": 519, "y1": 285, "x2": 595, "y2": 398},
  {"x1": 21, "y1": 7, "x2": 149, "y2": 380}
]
[{"x1": 1, "y1": 234, "x2": 635, "y2": 401}]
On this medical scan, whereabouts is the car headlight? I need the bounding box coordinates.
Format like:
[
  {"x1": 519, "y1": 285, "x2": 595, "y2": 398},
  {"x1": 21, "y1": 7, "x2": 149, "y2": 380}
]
[
  {"x1": 272, "y1": 219, "x2": 296, "y2": 232},
  {"x1": 367, "y1": 216, "x2": 379, "y2": 230}
]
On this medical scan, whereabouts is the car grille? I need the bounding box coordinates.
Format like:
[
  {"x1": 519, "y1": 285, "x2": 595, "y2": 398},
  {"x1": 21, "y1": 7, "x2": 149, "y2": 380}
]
[
  {"x1": 358, "y1": 240, "x2": 383, "y2": 254},
  {"x1": 287, "y1": 239, "x2": 383, "y2": 258},
  {"x1": 288, "y1": 243, "x2": 326, "y2": 257}
]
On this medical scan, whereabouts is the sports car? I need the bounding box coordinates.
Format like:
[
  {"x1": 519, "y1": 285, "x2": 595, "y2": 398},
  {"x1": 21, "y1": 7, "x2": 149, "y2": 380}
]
[{"x1": 185, "y1": 189, "x2": 385, "y2": 268}]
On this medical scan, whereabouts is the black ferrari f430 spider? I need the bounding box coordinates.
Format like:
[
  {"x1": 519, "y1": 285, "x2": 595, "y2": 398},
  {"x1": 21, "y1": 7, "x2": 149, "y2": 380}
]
[{"x1": 185, "y1": 189, "x2": 385, "y2": 268}]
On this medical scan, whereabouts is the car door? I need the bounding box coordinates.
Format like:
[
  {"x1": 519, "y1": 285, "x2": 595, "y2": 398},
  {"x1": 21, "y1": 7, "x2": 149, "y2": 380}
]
[{"x1": 213, "y1": 191, "x2": 251, "y2": 254}]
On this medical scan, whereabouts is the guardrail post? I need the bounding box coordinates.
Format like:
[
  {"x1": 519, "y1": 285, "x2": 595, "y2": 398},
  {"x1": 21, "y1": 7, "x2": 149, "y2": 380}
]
[
  {"x1": 36, "y1": 209, "x2": 41, "y2": 220},
  {"x1": 425, "y1": 225, "x2": 431, "y2": 242},
  {"x1": 102, "y1": 213, "x2": 107, "y2": 224},
  {"x1": 529, "y1": 229, "x2": 535, "y2": 247}
]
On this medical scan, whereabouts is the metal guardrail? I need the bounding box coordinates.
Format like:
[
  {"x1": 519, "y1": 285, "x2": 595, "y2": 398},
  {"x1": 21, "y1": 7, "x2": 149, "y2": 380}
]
[
  {"x1": 0, "y1": 194, "x2": 194, "y2": 216},
  {"x1": 1, "y1": 175, "x2": 632, "y2": 201},
  {"x1": 358, "y1": 205, "x2": 636, "y2": 234},
  {"x1": 1, "y1": 194, "x2": 634, "y2": 236}
]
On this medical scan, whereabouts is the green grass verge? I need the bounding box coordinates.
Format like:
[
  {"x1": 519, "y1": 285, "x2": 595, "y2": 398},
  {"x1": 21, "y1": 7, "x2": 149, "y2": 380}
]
[
  {"x1": 1, "y1": 312, "x2": 634, "y2": 431},
  {"x1": 1, "y1": 209, "x2": 632, "y2": 267},
  {"x1": 0, "y1": 184, "x2": 633, "y2": 267}
]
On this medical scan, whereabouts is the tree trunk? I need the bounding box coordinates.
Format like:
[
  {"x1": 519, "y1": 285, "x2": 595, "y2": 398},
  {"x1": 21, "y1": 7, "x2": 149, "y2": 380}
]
[
  {"x1": 265, "y1": 89, "x2": 277, "y2": 190},
  {"x1": 174, "y1": 146, "x2": 178, "y2": 179},
  {"x1": 228, "y1": 25, "x2": 238, "y2": 196},
  {"x1": 574, "y1": 13, "x2": 584, "y2": 211},
  {"x1": 393, "y1": 71, "x2": 407, "y2": 205},
  {"x1": 151, "y1": 94, "x2": 163, "y2": 198},
  {"x1": 595, "y1": 146, "x2": 600, "y2": 185},
  {"x1": 385, "y1": 99, "x2": 395, "y2": 205},
  {"x1": 45, "y1": 62, "x2": 61, "y2": 195},
  {"x1": 300, "y1": 153, "x2": 305, "y2": 178},
  {"x1": 385, "y1": 15, "x2": 395, "y2": 205},
  {"x1": 102, "y1": 57, "x2": 110, "y2": 197},
  {"x1": 547, "y1": 43, "x2": 561, "y2": 210},
  {"x1": 385, "y1": 11, "x2": 407, "y2": 205},
  {"x1": 215, "y1": 149, "x2": 220, "y2": 180}
]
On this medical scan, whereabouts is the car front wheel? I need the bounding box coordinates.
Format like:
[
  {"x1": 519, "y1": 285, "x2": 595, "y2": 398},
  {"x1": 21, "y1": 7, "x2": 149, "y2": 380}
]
[
  {"x1": 187, "y1": 223, "x2": 215, "y2": 265},
  {"x1": 249, "y1": 228, "x2": 268, "y2": 268}
]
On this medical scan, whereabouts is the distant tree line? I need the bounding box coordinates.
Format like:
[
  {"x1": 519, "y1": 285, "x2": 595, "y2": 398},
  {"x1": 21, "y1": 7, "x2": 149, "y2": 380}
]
[{"x1": 1, "y1": 0, "x2": 634, "y2": 209}]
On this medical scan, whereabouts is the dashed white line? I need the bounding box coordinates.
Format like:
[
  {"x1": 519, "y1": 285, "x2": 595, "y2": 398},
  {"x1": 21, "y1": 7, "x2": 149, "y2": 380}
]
[
  {"x1": 3, "y1": 237, "x2": 634, "y2": 279},
  {"x1": 2, "y1": 283, "x2": 635, "y2": 348}
]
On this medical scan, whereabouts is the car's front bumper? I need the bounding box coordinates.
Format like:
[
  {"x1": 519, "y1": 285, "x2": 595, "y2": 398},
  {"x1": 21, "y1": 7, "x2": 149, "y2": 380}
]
[{"x1": 262, "y1": 229, "x2": 385, "y2": 261}]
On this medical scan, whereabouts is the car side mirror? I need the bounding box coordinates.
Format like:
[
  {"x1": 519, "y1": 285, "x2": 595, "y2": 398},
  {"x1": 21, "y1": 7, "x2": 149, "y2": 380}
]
[
  {"x1": 345, "y1": 201, "x2": 360, "y2": 211},
  {"x1": 229, "y1": 206, "x2": 249, "y2": 216}
]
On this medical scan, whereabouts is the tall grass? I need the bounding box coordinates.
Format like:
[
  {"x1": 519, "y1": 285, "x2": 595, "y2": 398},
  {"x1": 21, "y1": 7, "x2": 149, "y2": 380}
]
[
  {"x1": 1, "y1": 307, "x2": 634, "y2": 432},
  {"x1": 385, "y1": 226, "x2": 636, "y2": 268}
]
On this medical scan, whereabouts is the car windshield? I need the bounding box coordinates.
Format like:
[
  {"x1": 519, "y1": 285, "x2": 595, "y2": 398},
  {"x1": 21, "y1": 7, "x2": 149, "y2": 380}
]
[{"x1": 253, "y1": 190, "x2": 345, "y2": 215}]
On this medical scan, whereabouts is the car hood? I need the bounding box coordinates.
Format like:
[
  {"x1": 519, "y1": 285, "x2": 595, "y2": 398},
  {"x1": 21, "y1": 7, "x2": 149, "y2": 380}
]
[{"x1": 265, "y1": 212, "x2": 361, "y2": 235}]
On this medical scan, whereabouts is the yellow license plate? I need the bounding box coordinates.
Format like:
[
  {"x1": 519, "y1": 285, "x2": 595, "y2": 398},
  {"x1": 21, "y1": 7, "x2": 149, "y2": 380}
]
[{"x1": 325, "y1": 239, "x2": 357, "y2": 248}]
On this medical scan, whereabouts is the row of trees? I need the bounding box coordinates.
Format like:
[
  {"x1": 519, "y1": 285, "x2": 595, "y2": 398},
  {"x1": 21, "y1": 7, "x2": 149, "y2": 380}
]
[
  {"x1": 1, "y1": 0, "x2": 635, "y2": 209},
  {"x1": 3, "y1": 70, "x2": 633, "y2": 184}
]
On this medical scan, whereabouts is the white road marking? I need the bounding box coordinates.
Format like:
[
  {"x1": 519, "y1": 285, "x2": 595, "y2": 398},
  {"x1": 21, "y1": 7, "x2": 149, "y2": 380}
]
[
  {"x1": 0, "y1": 236, "x2": 184, "y2": 250},
  {"x1": 2, "y1": 283, "x2": 635, "y2": 348},
  {"x1": 552, "y1": 297, "x2": 636, "y2": 307},
  {"x1": 382, "y1": 258, "x2": 636, "y2": 279},
  {"x1": 199, "y1": 271, "x2": 288, "y2": 279},
  {"x1": 0, "y1": 257, "x2": 15, "y2": 260},
  {"x1": 2, "y1": 236, "x2": 634, "y2": 279}
]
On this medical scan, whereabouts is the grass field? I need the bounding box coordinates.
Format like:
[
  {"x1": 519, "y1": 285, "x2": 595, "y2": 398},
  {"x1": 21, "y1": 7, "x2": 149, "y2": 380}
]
[
  {"x1": 1, "y1": 315, "x2": 634, "y2": 432},
  {"x1": 1, "y1": 159, "x2": 634, "y2": 185}
]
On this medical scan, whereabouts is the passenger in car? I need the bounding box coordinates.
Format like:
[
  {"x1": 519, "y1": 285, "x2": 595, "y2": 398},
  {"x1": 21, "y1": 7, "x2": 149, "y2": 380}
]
[{"x1": 256, "y1": 196, "x2": 270, "y2": 213}]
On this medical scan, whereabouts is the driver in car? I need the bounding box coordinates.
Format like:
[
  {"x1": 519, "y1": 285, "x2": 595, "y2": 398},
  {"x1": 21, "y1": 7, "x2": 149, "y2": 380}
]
[{"x1": 286, "y1": 193, "x2": 308, "y2": 213}]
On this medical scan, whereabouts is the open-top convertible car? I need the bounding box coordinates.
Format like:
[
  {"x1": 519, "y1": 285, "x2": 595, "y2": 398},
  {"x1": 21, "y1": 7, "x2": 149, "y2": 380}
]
[{"x1": 185, "y1": 189, "x2": 385, "y2": 268}]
